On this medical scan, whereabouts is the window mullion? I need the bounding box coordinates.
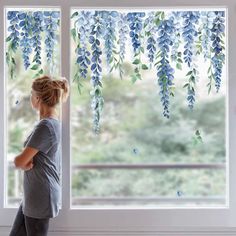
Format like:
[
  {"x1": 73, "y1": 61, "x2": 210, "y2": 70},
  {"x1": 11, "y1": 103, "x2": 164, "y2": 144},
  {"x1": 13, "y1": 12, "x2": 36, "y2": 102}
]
[
  {"x1": 0, "y1": 5, "x2": 5, "y2": 211},
  {"x1": 60, "y1": 4, "x2": 71, "y2": 212}
]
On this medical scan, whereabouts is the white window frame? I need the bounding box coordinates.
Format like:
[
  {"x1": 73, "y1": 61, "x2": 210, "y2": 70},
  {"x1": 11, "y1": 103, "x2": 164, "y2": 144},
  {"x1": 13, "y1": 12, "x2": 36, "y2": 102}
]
[{"x1": 0, "y1": 0, "x2": 235, "y2": 233}]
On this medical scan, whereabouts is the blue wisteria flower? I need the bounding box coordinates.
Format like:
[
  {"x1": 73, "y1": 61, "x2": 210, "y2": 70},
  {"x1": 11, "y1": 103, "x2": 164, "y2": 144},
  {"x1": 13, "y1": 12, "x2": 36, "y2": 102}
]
[
  {"x1": 181, "y1": 11, "x2": 200, "y2": 67},
  {"x1": 170, "y1": 11, "x2": 183, "y2": 69},
  {"x1": 101, "y1": 11, "x2": 118, "y2": 67},
  {"x1": 114, "y1": 13, "x2": 129, "y2": 78},
  {"x1": 156, "y1": 16, "x2": 176, "y2": 118},
  {"x1": 32, "y1": 11, "x2": 44, "y2": 65},
  {"x1": 43, "y1": 11, "x2": 60, "y2": 67},
  {"x1": 181, "y1": 11, "x2": 201, "y2": 109},
  {"x1": 127, "y1": 12, "x2": 145, "y2": 54},
  {"x1": 144, "y1": 12, "x2": 157, "y2": 64},
  {"x1": 117, "y1": 13, "x2": 129, "y2": 63},
  {"x1": 18, "y1": 12, "x2": 34, "y2": 69},
  {"x1": 200, "y1": 11, "x2": 214, "y2": 60},
  {"x1": 7, "y1": 11, "x2": 20, "y2": 52},
  {"x1": 74, "y1": 11, "x2": 92, "y2": 80},
  {"x1": 211, "y1": 11, "x2": 225, "y2": 92}
]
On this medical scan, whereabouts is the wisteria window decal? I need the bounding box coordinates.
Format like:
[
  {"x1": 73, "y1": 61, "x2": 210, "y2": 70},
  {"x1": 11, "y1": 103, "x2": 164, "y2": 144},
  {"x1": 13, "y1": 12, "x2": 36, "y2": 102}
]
[
  {"x1": 70, "y1": 10, "x2": 225, "y2": 133},
  {"x1": 6, "y1": 10, "x2": 60, "y2": 79},
  {"x1": 5, "y1": 9, "x2": 225, "y2": 134}
]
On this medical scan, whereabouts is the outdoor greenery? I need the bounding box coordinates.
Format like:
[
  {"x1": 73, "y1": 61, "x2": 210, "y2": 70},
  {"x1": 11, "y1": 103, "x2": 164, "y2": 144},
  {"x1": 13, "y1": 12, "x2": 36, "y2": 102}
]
[{"x1": 70, "y1": 71, "x2": 225, "y2": 206}]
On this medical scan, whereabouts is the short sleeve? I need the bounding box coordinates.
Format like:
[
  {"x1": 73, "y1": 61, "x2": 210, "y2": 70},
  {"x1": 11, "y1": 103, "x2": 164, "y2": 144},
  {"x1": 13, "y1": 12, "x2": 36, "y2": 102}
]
[{"x1": 25, "y1": 120, "x2": 52, "y2": 153}]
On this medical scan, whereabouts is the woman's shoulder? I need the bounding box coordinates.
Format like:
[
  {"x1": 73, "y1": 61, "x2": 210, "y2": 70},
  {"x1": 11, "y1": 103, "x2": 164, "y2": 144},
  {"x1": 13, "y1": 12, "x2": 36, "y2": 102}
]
[
  {"x1": 38, "y1": 118, "x2": 60, "y2": 126},
  {"x1": 38, "y1": 118, "x2": 61, "y2": 134}
]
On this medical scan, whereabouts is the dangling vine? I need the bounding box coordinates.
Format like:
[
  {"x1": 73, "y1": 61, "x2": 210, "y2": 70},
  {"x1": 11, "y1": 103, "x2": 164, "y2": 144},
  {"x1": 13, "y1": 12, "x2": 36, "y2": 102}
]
[
  {"x1": 127, "y1": 12, "x2": 147, "y2": 83},
  {"x1": 156, "y1": 15, "x2": 176, "y2": 118},
  {"x1": 72, "y1": 11, "x2": 92, "y2": 94},
  {"x1": 89, "y1": 11, "x2": 105, "y2": 134},
  {"x1": 144, "y1": 12, "x2": 157, "y2": 66},
  {"x1": 115, "y1": 13, "x2": 129, "y2": 78},
  {"x1": 6, "y1": 11, "x2": 20, "y2": 79},
  {"x1": 181, "y1": 11, "x2": 200, "y2": 109},
  {"x1": 210, "y1": 11, "x2": 225, "y2": 93}
]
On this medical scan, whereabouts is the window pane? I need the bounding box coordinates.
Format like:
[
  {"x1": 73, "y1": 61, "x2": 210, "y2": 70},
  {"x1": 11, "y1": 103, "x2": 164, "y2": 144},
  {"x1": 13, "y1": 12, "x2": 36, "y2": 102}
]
[
  {"x1": 5, "y1": 8, "x2": 61, "y2": 207},
  {"x1": 70, "y1": 9, "x2": 226, "y2": 207}
]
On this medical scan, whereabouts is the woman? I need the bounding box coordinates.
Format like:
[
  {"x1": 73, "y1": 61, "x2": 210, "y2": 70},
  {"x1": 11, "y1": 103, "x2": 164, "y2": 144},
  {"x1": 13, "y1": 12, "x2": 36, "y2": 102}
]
[{"x1": 9, "y1": 75, "x2": 69, "y2": 236}]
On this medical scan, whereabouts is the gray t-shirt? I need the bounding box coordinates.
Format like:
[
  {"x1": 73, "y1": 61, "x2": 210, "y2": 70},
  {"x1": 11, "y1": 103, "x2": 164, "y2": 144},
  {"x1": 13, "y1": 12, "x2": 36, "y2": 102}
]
[{"x1": 22, "y1": 118, "x2": 61, "y2": 219}]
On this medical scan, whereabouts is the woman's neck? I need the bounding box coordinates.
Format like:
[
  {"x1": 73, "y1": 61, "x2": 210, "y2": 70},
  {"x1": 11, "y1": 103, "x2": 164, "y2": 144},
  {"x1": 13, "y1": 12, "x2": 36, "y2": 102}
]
[{"x1": 39, "y1": 107, "x2": 59, "y2": 120}]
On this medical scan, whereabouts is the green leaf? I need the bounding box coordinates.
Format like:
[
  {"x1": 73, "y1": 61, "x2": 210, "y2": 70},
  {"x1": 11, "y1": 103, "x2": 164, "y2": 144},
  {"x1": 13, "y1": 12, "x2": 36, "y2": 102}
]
[
  {"x1": 207, "y1": 66, "x2": 211, "y2": 74},
  {"x1": 5, "y1": 36, "x2": 12, "y2": 42},
  {"x1": 161, "y1": 12, "x2": 165, "y2": 20},
  {"x1": 136, "y1": 73, "x2": 142, "y2": 80},
  {"x1": 31, "y1": 64, "x2": 39, "y2": 70},
  {"x1": 77, "y1": 82, "x2": 83, "y2": 95},
  {"x1": 190, "y1": 75, "x2": 195, "y2": 83},
  {"x1": 131, "y1": 74, "x2": 138, "y2": 84},
  {"x1": 134, "y1": 67, "x2": 140, "y2": 73},
  {"x1": 71, "y1": 12, "x2": 78, "y2": 19},
  {"x1": 141, "y1": 64, "x2": 149, "y2": 70},
  {"x1": 176, "y1": 63, "x2": 182, "y2": 70},
  {"x1": 95, "y1": 88, "x2": 101, "y2": 96},
  {"x1": 183, "y1": 83, "x2": 189, "y2": 88},
  {"x1": 71, "y1": 28, "x2": 77, "y2": 42},
  {"x1": 140, "y1": 47, "x2": 144, "y2": 54},
  {"x1": 109, "y1": 65, "x2": 115, "y2": 73},
  {"x1": 72, "y1": 75, "x2": 77, "y2": 83},
  {"x1": 98, "y1": 81, "x2": 103, "y2": 88},
  {"x1": 177, "y1": 58, "x2": 183, "y2": 63},
  {"x1": 155, "y1": 18, "x2": 161, "y2": 26},
  {"x1": 146, "y1": 31, "x2": 151, "y2": 37},
  {"x1": 208, "y1": 85, "x2": 212, "y2": 94},
  {"x1": 186, "y1": 70, "x2": 192, "y2": 76},
  {"x1": 11, "y1": 57, "x2": 16, "y2": 65},
  {"x1": 195, "y1": 130, "x2": 200, "y2": 136}
]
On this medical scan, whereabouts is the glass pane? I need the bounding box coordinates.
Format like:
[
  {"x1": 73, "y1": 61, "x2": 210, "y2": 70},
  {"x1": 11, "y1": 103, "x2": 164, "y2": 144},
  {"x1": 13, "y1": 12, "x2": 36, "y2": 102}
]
[
  {"x1": 5, "y1": 8, "x2": 61, "y2": 207},
  {"x1": 70, "y1": 9, "x2": 226, "y2": 207},
  {"x1": 72, "y1": 169, "x2": 225, "y2": 207}
]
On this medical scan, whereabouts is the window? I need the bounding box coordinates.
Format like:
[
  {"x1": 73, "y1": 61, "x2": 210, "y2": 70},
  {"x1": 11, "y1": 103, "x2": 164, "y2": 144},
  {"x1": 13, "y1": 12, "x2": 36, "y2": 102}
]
[
  {"x1": 70, "y1": 9, "x2": 226, "y2": 208},
  {"x1": 5, "y1": 7, "x2": 61, "y2": 207},
  {"x1": 1, "y1": 0, "x2": 236, "y2": 233}
]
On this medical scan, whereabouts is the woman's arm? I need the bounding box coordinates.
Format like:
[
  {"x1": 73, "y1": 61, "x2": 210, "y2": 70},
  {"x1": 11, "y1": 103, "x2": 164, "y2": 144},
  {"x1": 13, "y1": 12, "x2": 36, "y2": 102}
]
[{"x1": 14, "y1": 146, "x2": 39, "y2": 170}]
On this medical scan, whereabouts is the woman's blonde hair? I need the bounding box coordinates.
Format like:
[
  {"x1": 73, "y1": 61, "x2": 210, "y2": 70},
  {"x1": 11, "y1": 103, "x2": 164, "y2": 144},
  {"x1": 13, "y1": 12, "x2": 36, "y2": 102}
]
[{"x1": 32, "y1": 75, "x2": 69, "y2": 107}]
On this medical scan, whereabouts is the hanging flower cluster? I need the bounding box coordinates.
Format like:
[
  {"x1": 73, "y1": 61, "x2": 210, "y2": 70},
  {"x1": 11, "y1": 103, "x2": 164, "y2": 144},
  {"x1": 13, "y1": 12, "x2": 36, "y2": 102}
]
[
  {"x1": 210, "y1": 11, "x2": 225, "y2": 92},
  {"x1": 43, "y1": 11, "x2": 60, "y2": 74},
  {"x1": 144, "y1": 12, "x2": 157, "y2": 65},
  {"x1": 6, "y1": 10, "x2": 60, "y2": 79},
  {"x1": 170, "y1": 12, "x2": 183, "y2": 70},
  {"x1": 116, "y1": 13, "x2": 129, "y2": 78},
  {"x1": 181, "y1": 11, "x2": 200, "y2": 109},
  {"x1": 102, "y1": 11, "x2": 118, "y2": 67},
  {"x1": 89, "y1": 11, "x2": 105, "y2": 134},
  {"x1": 156, "y1": 16, "x2": 176, "y2": 118},
  {"x1": 71, "y1": 11, "x2": 92, "y2": 94}
]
